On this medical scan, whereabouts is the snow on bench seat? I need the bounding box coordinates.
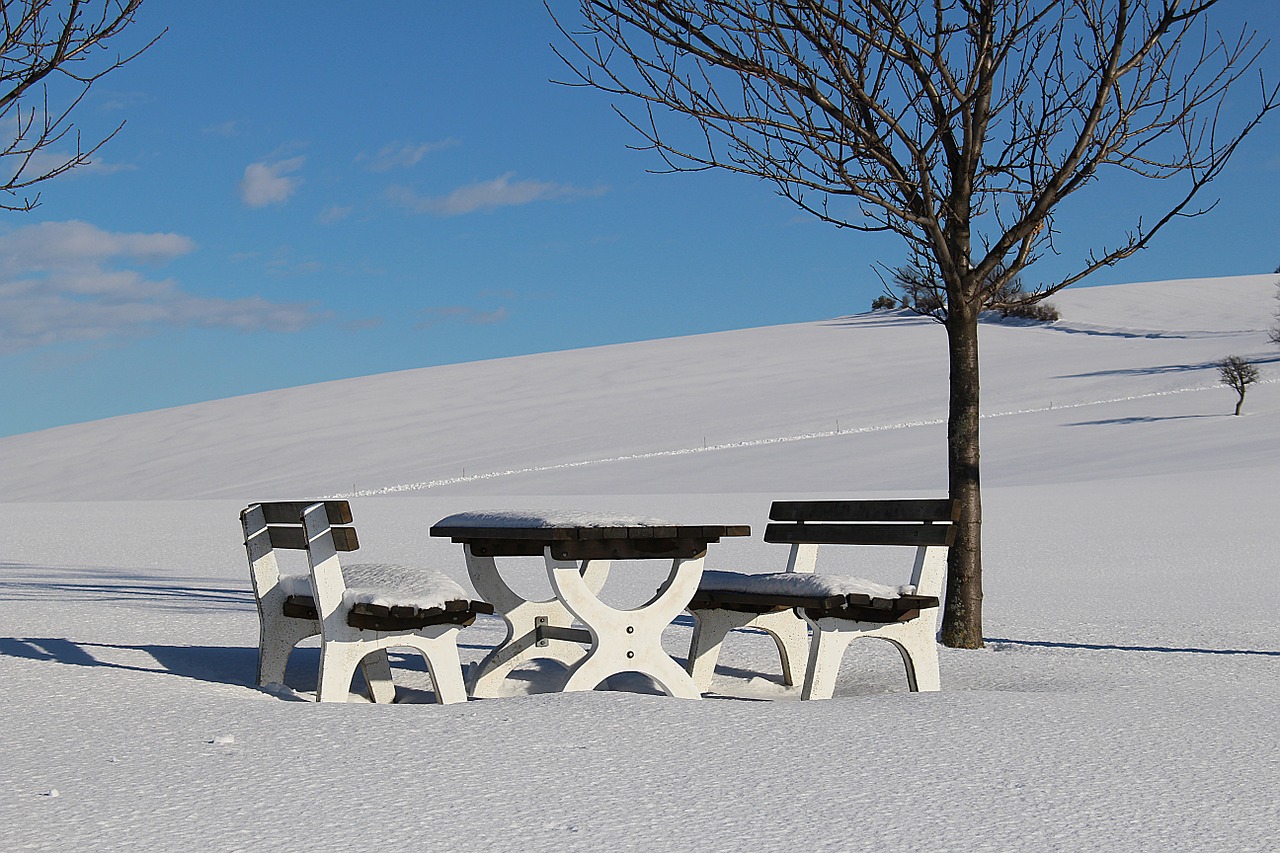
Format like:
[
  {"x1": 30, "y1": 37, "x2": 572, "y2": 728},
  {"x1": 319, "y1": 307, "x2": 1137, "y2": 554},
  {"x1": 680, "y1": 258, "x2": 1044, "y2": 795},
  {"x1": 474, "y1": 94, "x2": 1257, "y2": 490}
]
[
  {"x1": 279, "y1": 562, "x2": 470, "y2": 612},
  {"x1": 698, "y1": 570, "x2": 915, "y2": 602}
]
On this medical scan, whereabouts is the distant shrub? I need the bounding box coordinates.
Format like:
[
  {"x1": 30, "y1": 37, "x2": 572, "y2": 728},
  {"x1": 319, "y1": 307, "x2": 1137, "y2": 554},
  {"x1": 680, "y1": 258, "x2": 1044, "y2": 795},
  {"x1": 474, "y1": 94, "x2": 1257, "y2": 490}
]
[
  {"x1": 870, "y1": 294, "x2": 899, "y2": 311},
  {"x1": 998, "y1": 300, "x2": 1060, "y2": 322}
]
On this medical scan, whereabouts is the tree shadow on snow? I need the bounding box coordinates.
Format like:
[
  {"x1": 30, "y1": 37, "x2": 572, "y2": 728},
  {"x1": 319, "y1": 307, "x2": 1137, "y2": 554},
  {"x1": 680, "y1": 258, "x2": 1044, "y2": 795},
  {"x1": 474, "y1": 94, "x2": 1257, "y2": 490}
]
[
  {"x1": 0, "y1": 561, "x2": 253, "y2": 613},
  {"x1": 985, "y1": 636, "x2": 1280, "y2": 657},
  {"x1": 1066, "y1": 414, "x2": 1221, "y2": 426}
]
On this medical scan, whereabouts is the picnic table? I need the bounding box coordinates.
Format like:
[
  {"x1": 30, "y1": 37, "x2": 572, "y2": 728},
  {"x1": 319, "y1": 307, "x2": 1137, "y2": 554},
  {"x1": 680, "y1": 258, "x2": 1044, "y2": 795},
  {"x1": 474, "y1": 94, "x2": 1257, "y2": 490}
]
[{"x1": 429, "y1": 511, "x2": 750, "y2": 699}]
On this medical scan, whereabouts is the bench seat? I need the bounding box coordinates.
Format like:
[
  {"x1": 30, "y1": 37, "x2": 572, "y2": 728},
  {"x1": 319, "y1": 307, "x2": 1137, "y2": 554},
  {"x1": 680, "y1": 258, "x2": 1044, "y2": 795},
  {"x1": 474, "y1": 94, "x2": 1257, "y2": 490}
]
[{"x1": 685, "y1": 498, "x2": 955, "y2": 698}]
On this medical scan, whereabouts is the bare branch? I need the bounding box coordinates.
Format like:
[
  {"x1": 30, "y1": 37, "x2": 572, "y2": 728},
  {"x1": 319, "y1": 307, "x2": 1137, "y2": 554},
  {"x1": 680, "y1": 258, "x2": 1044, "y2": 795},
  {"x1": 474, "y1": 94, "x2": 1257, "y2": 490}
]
[{"x1": 1, "y1": 0, "x2": 162, "y2": 211}]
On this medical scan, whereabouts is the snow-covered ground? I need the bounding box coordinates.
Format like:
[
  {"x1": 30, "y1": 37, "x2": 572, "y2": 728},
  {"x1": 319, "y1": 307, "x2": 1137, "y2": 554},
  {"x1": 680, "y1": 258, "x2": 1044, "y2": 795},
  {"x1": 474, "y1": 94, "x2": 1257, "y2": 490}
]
[{"x1": 1, "y1": 275, "x2": 1277, "y2": 851}]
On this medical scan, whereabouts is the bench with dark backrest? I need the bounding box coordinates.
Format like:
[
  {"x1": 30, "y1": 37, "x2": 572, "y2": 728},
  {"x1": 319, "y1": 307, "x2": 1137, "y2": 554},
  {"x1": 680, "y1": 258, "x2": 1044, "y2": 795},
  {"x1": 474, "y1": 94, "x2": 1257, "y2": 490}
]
[
  {"x1": 242, "y1": 500, "x2": 492, "y2": 704},
  {"x1": 685, "y1": 498, "x2": 956, "y2": 699}
]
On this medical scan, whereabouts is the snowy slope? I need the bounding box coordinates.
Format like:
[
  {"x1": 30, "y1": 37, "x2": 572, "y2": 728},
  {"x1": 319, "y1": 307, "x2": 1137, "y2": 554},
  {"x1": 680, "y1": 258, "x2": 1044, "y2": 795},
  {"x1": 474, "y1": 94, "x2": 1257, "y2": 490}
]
[
  {"x1": 0, "y1": 274, "x2": 1277, "y2": 852},
  {"x1": 1, "y1": 274, "x2": 1275, "y2": 501}
]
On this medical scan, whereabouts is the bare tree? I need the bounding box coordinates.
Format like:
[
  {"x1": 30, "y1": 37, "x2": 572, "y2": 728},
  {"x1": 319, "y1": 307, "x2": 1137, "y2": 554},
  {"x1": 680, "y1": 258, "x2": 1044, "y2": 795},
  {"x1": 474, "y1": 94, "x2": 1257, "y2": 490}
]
[
  {"x1": 2, "y1": 0, "x2": 159, "y2": 212},
  {"x1": 1270, "y1": 277, "x2": 1280, "y2": 347},
  {"x1": 552, "y1": 0, "x2": 1277, "y2": 647},
  {"x1": 1217, "y1": 355, "x2": 1259, "y2": 416}
]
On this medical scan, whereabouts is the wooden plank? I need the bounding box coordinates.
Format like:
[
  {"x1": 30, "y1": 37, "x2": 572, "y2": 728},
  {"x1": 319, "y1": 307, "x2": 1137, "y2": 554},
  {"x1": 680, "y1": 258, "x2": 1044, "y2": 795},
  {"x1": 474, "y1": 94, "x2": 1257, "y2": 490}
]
[
  {"x1": 549, "y1": 539, "x2": 709, "y2": 562},
  {"x1": 764, "y1": 522, "x2": 954, "y2": 547},
  {"x1": 257, "y1": 501, "x2": 353, "y2": 526},
  {"x1": 430, "y1": 523, "x2": 750, "y2": 543},
  {"x1": 804, "y1": 606, "x2": 924, "y2": 624},
  {"x1": 769, "y1": 499, "x2": 955, "y2": 523},
  {"x1": 429, "y1": 525, "x2": 578, "y2": 541},
  {"x1": 689, "y1": 588, "x2": 847, "y2": 611},
  {"x1": 266, "y1": 525, "x2": 360, "y2": 551},
  {"x1": 282, "y1": 595, "x2": 318, "y2": 620}
]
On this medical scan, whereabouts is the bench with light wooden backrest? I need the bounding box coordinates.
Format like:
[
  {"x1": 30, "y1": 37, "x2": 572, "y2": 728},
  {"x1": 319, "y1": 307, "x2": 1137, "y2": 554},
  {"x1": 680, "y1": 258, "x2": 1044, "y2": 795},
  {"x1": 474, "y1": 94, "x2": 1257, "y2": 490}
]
[
  {"x1": 685, "y1": 498, "x2": 956, "y2": 699},
  {"x1": 242, "y1": 500, "x2": 492, "y2": 704}
]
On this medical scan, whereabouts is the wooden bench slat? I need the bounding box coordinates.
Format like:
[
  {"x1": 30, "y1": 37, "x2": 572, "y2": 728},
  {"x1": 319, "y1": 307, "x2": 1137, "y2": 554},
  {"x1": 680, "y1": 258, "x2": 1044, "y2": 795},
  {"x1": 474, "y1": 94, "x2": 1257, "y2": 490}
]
[
  {"x1": 257, "y1": 501, "x2": 353, "y2": 526},
  {"x1": 764, "y1": 522, "x2": 954, "y2": 547},
  {"x1": 285, "y1": 596, "x2": 494, "y2": 631},
  {"x1": 266, "y1": 525, "x2": 360, "y2": 552},
  {"x1": 804, "y1": 605, "x2": 924, "y2": 624},
  {"x1": 689, "y1": 588, "x2": 848, "y2": 612},
  {"x1": 769, "y1": 499, "x2": 956, "y2": 523}
]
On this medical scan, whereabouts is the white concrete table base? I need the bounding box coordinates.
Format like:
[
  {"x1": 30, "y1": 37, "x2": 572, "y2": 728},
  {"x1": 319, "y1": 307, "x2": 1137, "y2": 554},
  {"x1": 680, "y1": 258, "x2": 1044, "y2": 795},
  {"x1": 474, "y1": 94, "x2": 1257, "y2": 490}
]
[
  {"x1": 548, "y1": 549, "x2": 704, "y2": 699},
  {"x1": 464, "y1": 547, "x2": 610, "y2": 698},
  {"x1": 432, "y1": 513, "x2": 750, "y2": 700}
]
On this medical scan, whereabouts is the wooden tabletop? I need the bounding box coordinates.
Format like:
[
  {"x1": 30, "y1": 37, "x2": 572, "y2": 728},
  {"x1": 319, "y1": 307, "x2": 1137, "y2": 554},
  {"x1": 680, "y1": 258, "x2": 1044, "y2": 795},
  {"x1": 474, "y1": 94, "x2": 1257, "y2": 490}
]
[{"x1": 430, "y1": 516, "x2": 750, "y2": 561}]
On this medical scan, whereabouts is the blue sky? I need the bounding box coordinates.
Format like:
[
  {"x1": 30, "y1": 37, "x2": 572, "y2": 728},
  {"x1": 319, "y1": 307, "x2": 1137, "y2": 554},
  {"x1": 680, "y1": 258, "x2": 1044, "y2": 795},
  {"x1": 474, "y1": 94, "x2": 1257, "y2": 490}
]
[{"x1": 1, "y1": 2, "x2": 1277, "y2": 437}]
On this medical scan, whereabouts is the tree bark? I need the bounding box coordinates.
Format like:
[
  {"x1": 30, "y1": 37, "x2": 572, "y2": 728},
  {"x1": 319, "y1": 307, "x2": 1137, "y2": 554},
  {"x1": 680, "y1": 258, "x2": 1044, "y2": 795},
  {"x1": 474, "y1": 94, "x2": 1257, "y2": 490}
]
[{"x1": 941, "y1": 303, "x2": 984, "y2": 648}]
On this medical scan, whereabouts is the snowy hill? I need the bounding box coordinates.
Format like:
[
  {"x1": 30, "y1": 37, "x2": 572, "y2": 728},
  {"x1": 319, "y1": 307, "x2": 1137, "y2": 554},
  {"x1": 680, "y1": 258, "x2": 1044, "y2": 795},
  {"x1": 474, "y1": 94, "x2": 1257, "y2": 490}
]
[
  {"x1": 2, "y1": 274, "x2": 1275, "y2": 501},
  {"x1": 1, "y1": 274, "x2": 1277, "y2": 852}
]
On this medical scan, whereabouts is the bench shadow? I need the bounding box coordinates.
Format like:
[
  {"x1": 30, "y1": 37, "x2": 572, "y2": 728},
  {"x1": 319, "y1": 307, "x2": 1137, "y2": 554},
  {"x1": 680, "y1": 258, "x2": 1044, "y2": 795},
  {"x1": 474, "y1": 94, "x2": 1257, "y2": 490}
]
[
  {"x1": 0, "y1": 636, "x2": 262, "y2": 686},
  {"x1": 985, "y1": 636, "x2": 1280, "y2": 657}
]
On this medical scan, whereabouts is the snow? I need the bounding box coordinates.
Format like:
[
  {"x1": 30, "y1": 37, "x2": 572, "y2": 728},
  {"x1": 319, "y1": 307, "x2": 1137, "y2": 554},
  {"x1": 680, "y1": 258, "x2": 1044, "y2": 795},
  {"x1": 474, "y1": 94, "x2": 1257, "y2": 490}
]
[
  {"x1": 1, "y1": 274, "x2": 1278, "y2": 851},
  {"x1": 435, "y1": 509, "x2": 677, "y2": 528},
  {"x1": 277, "y1": 563, "x2": 470, "y2": 611},
  {"x1": 698, "y1": 569, "x2": 914, "y2": 600}
]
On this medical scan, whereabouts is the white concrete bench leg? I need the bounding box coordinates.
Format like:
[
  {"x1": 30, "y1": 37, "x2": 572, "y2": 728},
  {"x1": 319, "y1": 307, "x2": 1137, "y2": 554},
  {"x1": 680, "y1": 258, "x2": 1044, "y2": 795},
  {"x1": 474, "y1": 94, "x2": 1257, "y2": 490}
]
[
  {"x1": 257, "y1": 608, "x2": 318, "y2": 686},
  {"x1": 316, "y1": 639, "x2": 367, "y2": 703},
  {"x1": 800, "y1": 621, "x2": 858, "y2": 701},
  {"x1": 550, "y1": 548, "x2": 705, "y2": 699},
  {"x1": 359, "y1": 649, "x2": 396, "y2": 704},
  {"x1": 686, "y1": 608, "x2": 743, "y2": 692},
  {"x1": 800, "y1": 616, "x2": 942, "y2": 699},
  {"x1": 686, "y1": 608, "x2": 810, "y2": 692},
  {"x1": 464, "y1": 547, "x2": 609, "y2": 698}
]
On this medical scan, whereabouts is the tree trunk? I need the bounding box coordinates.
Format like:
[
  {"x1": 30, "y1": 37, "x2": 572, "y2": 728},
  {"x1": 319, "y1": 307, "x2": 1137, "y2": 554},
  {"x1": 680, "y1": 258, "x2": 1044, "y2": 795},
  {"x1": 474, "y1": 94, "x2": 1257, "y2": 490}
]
[
  {"x1": 1234, "y1": 392, "x2": 1244, "y2": 416},
  {"x1": 940, "y1": 304, "x2": 984, "y2": 648}
]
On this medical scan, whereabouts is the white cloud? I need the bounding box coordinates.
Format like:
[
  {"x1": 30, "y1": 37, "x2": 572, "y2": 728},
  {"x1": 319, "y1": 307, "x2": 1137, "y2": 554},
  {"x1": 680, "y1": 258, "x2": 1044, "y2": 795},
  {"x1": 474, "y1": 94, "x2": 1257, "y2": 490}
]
[
  {"x1": 317, "y1": 204, "x2": 353, "y2": 224},
  {"x1": 0, "y1": 221, "x2": 330, "y2": 355},
  {"x1": 358, "y1": 139, "x2": 458, "y2": 172},
  {"x1": 8, "y1": 149, "x2": 137, "y2": 183},
  {"x1": 388, "y1": 173, "x2": 607, "y2": 216},
  {"x1": 203, "y1": 120, "x2": 241, "y2": 137},
  {"x1": 239, "y1": 156, "x2": 305, "y2": 208}
]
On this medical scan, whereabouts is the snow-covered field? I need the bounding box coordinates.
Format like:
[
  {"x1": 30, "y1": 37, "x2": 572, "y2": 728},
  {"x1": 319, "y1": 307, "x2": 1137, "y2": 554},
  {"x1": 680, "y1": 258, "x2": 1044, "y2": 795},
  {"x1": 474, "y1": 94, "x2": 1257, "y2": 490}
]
[{"x1": 1, "y1": 275, "x2": 1277, "y2": 852}]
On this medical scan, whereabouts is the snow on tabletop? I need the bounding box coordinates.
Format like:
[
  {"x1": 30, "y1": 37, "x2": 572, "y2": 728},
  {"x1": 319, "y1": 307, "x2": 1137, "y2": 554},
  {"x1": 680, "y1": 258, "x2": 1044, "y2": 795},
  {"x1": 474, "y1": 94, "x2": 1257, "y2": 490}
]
[
  {"x1": 279, "y1": 563, "x2": 470, "y2": 610},
  {"x1": 435, "y1": 509, "x2": 677, "y2": 528},
  {"x1": 699, "y1": 570, "x2": 914, "y2": 600}
]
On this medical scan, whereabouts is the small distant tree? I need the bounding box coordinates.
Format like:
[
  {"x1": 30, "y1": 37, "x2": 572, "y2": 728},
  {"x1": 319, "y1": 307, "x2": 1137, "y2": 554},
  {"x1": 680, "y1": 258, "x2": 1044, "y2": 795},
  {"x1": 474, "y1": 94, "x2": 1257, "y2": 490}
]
[
  {"x1": 1217, "y1": 355, "x2": 1259, "y2": 416},
  {"x1": 870, "y1": 294, "x2": 898, "y2": 311},
  {"x1": 2, "y1": 0, "x2": 160, "y2": 212}
]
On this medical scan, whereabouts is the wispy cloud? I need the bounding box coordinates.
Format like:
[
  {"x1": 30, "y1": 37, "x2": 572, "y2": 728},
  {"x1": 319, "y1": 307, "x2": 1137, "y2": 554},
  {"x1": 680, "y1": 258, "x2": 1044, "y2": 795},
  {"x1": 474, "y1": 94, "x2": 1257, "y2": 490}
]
[
  {"x1": 358, "y1": 139, "x2": 458, "y2": 172},
  {"x1": 239, "y1": 156, "x2": 305, "y2": 207},
  {"x1": 0, "y1": 221, "x2": 330, "y2": 355},
  {"x1": 388, "y1": 173, "x2": 607, "y2": 216},
  {"x1": 12, "y1": 148, "x2": 136, "y2": 180},
  {"x1": 203, "y1": 120, "x2": 241, "y2": 137},
  {"x1": 417, "y1": 304, "x2": 510, "y2": 328},
  {"x1": 317, "y1": 204, "x2": 353, "y2": 224}
]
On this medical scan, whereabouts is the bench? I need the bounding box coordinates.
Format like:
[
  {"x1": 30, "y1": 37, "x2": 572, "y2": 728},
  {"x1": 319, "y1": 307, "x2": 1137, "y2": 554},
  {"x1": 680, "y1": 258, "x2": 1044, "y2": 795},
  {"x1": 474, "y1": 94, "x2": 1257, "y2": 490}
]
[
  {"x1": 685, "y1": 498, "x2": 956, "y2": 699},
  {"x1": 241, "y1": 500, "x2": 493, "y2": 703}
]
